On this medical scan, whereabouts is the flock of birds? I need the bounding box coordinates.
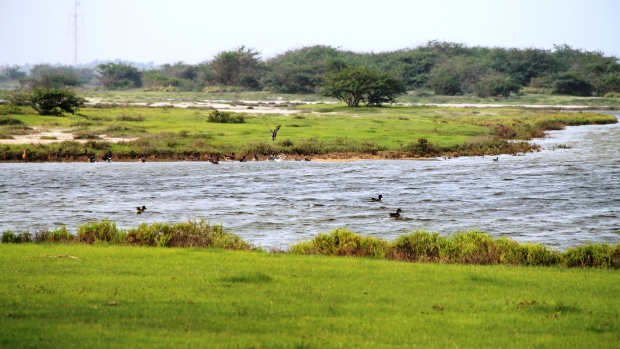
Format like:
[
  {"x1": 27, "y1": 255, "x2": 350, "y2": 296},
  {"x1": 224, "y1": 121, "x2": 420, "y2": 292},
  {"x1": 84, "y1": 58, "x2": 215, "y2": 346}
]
[{"x1": 370, "y1": 194, "x2": 403, "y2": 218}]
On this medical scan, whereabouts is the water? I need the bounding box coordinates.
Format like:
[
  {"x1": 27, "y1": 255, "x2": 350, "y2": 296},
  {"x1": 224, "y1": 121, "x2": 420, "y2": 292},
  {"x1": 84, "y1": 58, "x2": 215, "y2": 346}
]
[{"x1": 2, "y1": 112, "x2": 619, "y2": 249}]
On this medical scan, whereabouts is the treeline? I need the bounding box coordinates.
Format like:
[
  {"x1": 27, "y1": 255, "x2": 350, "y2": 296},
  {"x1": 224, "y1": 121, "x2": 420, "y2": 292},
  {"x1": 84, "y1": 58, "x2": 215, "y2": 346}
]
[{"x1": 3, "y1": 41, "x2": 620, "y2": 97}]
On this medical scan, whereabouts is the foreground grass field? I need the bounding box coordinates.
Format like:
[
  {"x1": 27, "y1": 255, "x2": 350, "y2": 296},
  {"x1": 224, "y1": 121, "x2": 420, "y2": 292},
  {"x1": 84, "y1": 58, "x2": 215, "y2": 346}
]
[{"x1": 1, "y1": 244, "x2": 619, "y2": 348}]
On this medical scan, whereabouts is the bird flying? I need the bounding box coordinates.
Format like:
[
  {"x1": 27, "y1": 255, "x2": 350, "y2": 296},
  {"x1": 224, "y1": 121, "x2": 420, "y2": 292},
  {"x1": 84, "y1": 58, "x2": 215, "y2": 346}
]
[{"x1": 266, "y1": 124, "x2": 281, "y2": 141}]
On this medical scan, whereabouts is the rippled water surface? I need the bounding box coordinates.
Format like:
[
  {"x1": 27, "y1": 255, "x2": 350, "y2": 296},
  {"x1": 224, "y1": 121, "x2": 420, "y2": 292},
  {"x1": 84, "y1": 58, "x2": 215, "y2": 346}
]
[{"x1": 2, "y1": 112, "x2": 619, "y2": 249}]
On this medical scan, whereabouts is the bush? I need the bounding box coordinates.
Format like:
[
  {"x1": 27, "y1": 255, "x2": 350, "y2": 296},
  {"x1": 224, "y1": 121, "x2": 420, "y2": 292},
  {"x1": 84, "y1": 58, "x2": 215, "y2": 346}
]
[
  {"x1": 289, "y1": 228, "x2": 388, "y2": 258},
  {"x1": 10, "y1": 88, "x2": 85, "y2": 116},
  {"x1": 475, "y1": 73, "x2": 522, "y2": 98},
  {"x1": 320, "y1": 66, "x2": 406, "y2": 107},
  {"x1": 77, "y1": 220, "x2": 126, "y2": 244},
  {"x1": 207, "y1": 110, "x2": 245, "y2": 123},
  {"x1": 604, "y1": 92, "x2": 620, "y2": 98},
  {"x1": 552, "y1": 72, "x2": 593, "y2": 96}
]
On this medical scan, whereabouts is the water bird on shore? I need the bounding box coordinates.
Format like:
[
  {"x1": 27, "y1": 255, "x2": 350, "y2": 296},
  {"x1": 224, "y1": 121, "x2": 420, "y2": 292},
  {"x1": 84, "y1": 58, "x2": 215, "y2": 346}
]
[
  {"x1": 225, "y1": 152, "x2": 236, "y2": 161},
  {"x1": 389, "y1": 208, "x2": 402, "y2": 218},
  {"x1": 493, "y1": 157, "x2": 499, "y2": 162},
  {"x1": 136, "y1": 206, "x2": 146, "y2": 214},
  {"x1": 371, "y1": 195, "x2": 383, "y2": 202},
  {"x1": 253, "y1": 154, "x2": 259, "y2": 161},
  {"x1": 208, "y1": 155, "x2": 219, "y2": 164},
  {"x1": 56, "y1": 148, "x2": 63, "y2": 160},
  {"x1": 266, "y1": 124, "x2": 281, "y2": 141},
  {"x1": 22, "y1": 149, "x2": 28, "y2": 162},
  {"x1": 304, "y1": 158, "x2": 311, "y2": 161},
  {"x1": 103, "y1": 150, "x2": 112, "y2": 162},
  {"x1": 239, "y1": 156, "x2": 247, "y2": 162},
  {"x1": 140, "y1": 157, "x2": 146, "y2": 162}
]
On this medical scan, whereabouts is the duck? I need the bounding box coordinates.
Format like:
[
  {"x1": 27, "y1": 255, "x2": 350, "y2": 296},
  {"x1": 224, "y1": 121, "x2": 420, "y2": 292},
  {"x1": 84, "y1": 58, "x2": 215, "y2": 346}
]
[
  {"x1": 225, "y1": 152, "x2": 236, "y2": 161},
  {"x1": 56, "y1": 148, "x2": 63, "y2": 160},
  {"x1": 253, "y1": 154, "x2": 259, "y2": 161},
  {"x1": 239, "y1": 156, "x2": 247, "y2": 162},
  {"x1": 492, "y1": 157, "x2": 499, "y2": 162},
  {"x1": 208, "y1": 155, "x2": 219, "y2": 164},
  {"x1": 304, "y1": 158, "x2": 312, "y2": 162},
  {"x1": 140, "y1": 157, "x2": 146, "y2": 162},
  {"x1": 389, "y1": 208, "x2": 402, "y2": 218},
  {"x1": 102, "y1": 150, "x2": 112, "y2": 162},
  {"x1": 371, "y1": 194, "x2": 383, "y2": 202},
  {"x1": 136, "y1": 206, "x2": 147, "y2": 214}
]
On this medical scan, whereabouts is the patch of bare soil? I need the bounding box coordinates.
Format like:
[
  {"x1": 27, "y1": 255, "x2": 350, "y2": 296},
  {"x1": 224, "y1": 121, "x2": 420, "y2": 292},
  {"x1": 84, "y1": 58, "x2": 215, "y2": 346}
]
[{"x1": 0, "y1": 129, "x2": 137, "y2": 145}]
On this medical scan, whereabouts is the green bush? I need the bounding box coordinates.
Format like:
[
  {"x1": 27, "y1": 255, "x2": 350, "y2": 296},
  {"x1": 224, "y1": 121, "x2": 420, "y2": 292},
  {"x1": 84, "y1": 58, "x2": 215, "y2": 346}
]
[
  {"x1": 1, "y1": 230, "x2": 31, "y2": 243},
  {"x1": 207, "y1": 110, "x2": 245, "y2": 123},
  {"x1": 289, "y1": 228, "x2": 388, "y2": 258},
  {"x1": 77, "y1": 220, "x2": 126, "y2": 244}
]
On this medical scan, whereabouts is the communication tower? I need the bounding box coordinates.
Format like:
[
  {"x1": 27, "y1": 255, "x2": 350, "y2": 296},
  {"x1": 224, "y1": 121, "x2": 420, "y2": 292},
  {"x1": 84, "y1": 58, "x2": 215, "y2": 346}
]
[{"x1": 68, "y1": 0, "x2": 86, "y2": 66}]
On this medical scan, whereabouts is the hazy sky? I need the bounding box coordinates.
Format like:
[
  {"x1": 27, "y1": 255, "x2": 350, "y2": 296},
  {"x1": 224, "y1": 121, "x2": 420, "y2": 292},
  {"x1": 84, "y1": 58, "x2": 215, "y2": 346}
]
[{"x1": 1, "y1": 0, "x2": 619, "y2": 66}]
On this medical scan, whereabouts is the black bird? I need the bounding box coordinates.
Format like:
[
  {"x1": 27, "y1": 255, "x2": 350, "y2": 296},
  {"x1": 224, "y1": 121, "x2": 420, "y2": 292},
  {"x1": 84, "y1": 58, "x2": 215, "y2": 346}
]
[
  {"x1": 389, "y1": 208, "x2": 402, "y2": 218},
  {"x1": 371, "y1": 195, "x2": 383, "y2": 202},
  {"x1": 140, "y1": 157, "x2": 146, "y2": 162},
  {"x1": 253, "y1": 154, "x2": 259, "y2": 161},
  {"x1": 136, "y1": 206, "x2": 147, "y2": 214},
  {"x1": 266, "y1": 124, "x2": 281, "y2": 141},
  {"x1": 492, "y1": 157, "x2": 499, "y2": 162},
  {"x1": 103, "y1": 150, "x2": 112, "y2": 162},
  {"x1": 239, "y1": 156, "x2": 247, "y2": 162},
  {"x1": 56, "y1": 148, "x2": 63, "y2": 160}
]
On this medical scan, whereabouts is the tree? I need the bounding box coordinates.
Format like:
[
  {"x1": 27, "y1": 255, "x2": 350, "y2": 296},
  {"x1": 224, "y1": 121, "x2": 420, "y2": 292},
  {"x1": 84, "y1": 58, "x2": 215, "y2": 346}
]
[
  {"x1": 320, "y1": 66, "x2": 406, "y2": 107},
  {"x1": 96, "y1": 62, "x2": 142, "y2": 90},
  {"x1": 552, "y1": 72, "x2": 593, "y2": 96},
  {"x1": 0, "y1": 65, "x2": 26, "y2": 82},
  {"x1": 208, "y1": 46, "x2": 263, "y2": 89},
  {"x1": 10, "y1": 88, "x2": 85, "y2": 116},
  {"x1": 475, "y1": 73, "x2": 521, "y2": 98}
]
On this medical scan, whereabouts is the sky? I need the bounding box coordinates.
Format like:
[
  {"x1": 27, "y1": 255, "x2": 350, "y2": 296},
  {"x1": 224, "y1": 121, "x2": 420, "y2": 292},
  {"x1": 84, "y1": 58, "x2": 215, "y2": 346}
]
[{"x1": 1, "y1": 0, "x2": 619, "y2": 66}]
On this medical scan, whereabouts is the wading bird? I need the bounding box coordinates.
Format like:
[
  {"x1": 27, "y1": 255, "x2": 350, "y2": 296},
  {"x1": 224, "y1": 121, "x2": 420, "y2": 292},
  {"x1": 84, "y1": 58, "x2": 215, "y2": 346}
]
[
  {"x1": 266, "y1": 124, "x2": 281, "y2": 141},
  {"x1": 22, "y1": 149, "x2": 28, "y2": 162},
  {"x1": 389, "y1": 208, "x2": 402, "y2": 218},
  {"x1": 371, "y1": 195, "x2": 383, "y2": 202},
  {"x1": 136, "y1": 206, "x2": 147, "y2": 214}
]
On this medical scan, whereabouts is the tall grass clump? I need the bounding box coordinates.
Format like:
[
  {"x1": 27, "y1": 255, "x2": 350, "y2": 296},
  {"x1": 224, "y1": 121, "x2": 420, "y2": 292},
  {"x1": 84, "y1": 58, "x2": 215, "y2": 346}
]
[
  {"x1": 289, "y1": 228, "x2": 388, "y2": 258},
  {"x1": 77, "y1": 219, "x2": 126, "y2": 244},
  {"x1": 1, "y1": 230, "x2": 31, "y2": 243},
  {"x1": 32, "y1": 226, "x2": 73, "y2": 243},
  {"x1": 207, "y1": 110, "x2": 245, "y2": 123},
  {"x1": 561, "y1": 243, "x2": 620, "y2": 268},
  {"x1": 126, "y1": 218, "x2": 249, "y2": 249}
]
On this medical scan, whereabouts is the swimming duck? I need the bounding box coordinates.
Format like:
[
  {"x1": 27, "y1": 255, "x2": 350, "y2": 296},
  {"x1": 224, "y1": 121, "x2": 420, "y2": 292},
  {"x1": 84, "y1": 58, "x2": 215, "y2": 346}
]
[
  {"x1": 371, "y1": 194, "x2": 383, "y2": 202},
  {"x1": 492, "y1": 157, "x2": 499, "y2": 162},
  {"x1": 239, "y1": 156, "x2": 247, "y2": 162},
  {"x1": 208, "y1": 155, "x2": 219, "y2": 164},
  {"x1": 140, "y1": 157, "x2": 146, "y2": 162},
  {"x1": 389, "y1": 208, "x2": 402, "y2": 218},
  {"x1": 136, "y1": 206, "x2": 146, "y2": 214},
  {"x1": 225, "y1": 152, "x2": 236, "y2": 161}
]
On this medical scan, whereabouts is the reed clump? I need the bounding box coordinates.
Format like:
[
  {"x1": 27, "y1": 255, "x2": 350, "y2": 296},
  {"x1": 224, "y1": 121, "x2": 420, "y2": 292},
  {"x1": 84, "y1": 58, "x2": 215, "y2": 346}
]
[
  {"x1": 1, "y1": 218, "x2": 250, "y2": 250},
  {"x1": 290, "y1": 229, "x2": 619, "y2": 269}
]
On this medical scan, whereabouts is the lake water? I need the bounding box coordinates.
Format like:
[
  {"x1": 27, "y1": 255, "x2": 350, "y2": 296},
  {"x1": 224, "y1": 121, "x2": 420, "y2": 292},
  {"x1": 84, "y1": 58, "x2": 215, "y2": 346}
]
[{"x1": 1, "y1": 111, "x2": 619, "y2": 250}]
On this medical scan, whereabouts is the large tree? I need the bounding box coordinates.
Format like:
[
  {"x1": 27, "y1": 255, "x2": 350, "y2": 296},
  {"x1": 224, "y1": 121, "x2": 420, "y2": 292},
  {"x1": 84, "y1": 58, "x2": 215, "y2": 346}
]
[
  {"x1": 320, "y1": 66, "x2": 406, "y2": 107},
  {"x1": 208, "y1": 46, "x2": 262, "y2": 89},
  {"x1": 96, "y1": 62, "x2": 142, "y2": 90}
]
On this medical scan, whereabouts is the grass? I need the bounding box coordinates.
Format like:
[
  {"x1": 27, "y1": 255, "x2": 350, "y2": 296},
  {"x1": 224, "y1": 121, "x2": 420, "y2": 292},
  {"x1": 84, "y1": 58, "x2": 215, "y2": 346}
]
[
  {"x1": 0, "y1": 90, "x2": 617, "y2": 161},
  {"x1": 1, "y1": 243, "x2": 619, "y2": 348}
]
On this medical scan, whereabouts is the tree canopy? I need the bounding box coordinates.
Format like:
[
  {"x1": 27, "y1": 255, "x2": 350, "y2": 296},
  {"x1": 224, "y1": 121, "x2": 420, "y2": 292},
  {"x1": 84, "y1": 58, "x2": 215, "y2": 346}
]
[
  {"x1": 320, "y1": 66, "x2": 407, "y2": 107},
  {"x1": 10, "y1": 87, "x2": 85, "y2": 116},
  {"x1": 96, "y1": 62, "x2": 142, "y2": 90}
]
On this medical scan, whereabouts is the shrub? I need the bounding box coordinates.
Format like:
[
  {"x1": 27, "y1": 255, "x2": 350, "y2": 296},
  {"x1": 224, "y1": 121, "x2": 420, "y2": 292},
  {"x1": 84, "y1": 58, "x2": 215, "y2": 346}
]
[
  {"x1": 604, "y1": 92, "x2": 620, "y2": 98},
  {"x1": 207, "y1": 110, "x2": 245, "y2": 123},
  {"x1": 10, "y1": 88, "x2": 85, "y2": 116},
  {"x1": 1, "y1": 230, "x2": 31, "y2": 243},
  {"x1": 77, "y1": 220, "x2": 126, "y2": 244},
  {"x1": 290, "y1": 228, "x2": 388, "y2": 258}
]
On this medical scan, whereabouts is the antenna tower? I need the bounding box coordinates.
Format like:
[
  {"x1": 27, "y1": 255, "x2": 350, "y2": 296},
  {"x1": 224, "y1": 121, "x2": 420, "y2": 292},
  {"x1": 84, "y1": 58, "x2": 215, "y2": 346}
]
[{"x1": 69, "y1": 0, "x2": 86, "y2": 66}]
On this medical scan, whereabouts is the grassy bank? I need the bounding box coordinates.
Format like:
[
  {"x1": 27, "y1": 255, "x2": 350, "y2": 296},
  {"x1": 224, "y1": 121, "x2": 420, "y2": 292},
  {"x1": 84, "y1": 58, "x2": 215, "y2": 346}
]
[
  {"x1": 0, "y1": 100, "x2": 616, "y2": 161},
  {"x1": 1, "y1": 243, "x2": 619, "y2": 348},
  {"x1": 3, "y1": 221, "x2": 620, "y2": 269}
]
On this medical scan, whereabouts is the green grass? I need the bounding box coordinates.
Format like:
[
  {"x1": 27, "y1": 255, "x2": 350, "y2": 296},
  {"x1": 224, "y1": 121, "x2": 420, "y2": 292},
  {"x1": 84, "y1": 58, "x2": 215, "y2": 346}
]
[
  {"x1": 0, "y1": 91, "x2": 617, "y2": 161},
  {"x1": 1, "y1": 243, "x2": 619, "y2": 348}
]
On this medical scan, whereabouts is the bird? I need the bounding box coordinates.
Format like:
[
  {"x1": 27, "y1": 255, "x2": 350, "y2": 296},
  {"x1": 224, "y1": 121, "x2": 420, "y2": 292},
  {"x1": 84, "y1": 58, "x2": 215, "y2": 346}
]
[
  {"x1": 136, "y1": 206, "x2": 147, "y2": 214},
  {"x1": 266, "y1": 124, "x2": 281, "y2": 141},
  {"x1": 225, "y1": 152, "x2": 236, "y2": 161},
  {"x1": 371, "y1": 195, "x2": 383, "y2": 202},
  {"x1": 253, "y1": 154, "x2": 259, "y2": 161},
  {"x1": 103, "y1": 150, "x2": 112, "y2": 162},
  {"x1": 22, "y1": 149, "x2": 28, "y2": 162},
  {"x1": 56, "y1": 148, "x2": 63, "y2": 160},
  {"x1": 304, "y1": 158, "x2": 312, "y2": 162},
  {"x1": 492, "y1": 157, "x2": 499, "y2": 162},
  {"x1": 208, "y1": 155, "x2": 219, "y2": 164},
  {"x1": 389, "y1": 208, "x2": 402, "y2": 218},
  {"x1": 140, "y1": 157, "x2": 146, "y2": 162},
  {"x1": 239, "y1": 156, "x2": 247, "y2": 162}
]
